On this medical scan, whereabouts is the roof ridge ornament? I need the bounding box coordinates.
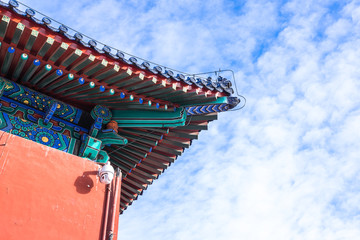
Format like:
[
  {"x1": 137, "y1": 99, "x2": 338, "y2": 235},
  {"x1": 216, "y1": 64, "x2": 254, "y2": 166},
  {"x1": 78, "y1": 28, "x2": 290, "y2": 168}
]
[{"x1": 8, "y1": 0, "x2": 18, "y2": 8}]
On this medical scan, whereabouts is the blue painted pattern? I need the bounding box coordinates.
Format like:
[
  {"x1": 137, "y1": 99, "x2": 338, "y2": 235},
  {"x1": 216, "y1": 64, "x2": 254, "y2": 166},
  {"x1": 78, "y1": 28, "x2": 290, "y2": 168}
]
[
  {"x1": 3, "y1": 80, "x2": 83, "y2": 124},
  {"x1": 91, "y1": 105, "x2": 112, "y2": 124},
  {"x1": 0, "y1": 112, "x2": 71, "y2": 152},
  {"x1": 186, "y1": 104, "x2": 229, "y2": 115}
]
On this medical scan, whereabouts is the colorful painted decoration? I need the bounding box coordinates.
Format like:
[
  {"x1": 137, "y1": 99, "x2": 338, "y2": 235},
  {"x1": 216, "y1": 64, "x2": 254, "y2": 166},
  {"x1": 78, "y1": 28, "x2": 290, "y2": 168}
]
[
  {"x1": 106, "y1": 120, "x2": 118, "y2": 133},
  {"x1": 79, "y1": 134, "x2": 102, "y2": 160},
  {"x1": 0, "y1": 78, "x2": 88, "y2": 141},
  {"x1": 97, "y1": 129, "x2": 128, "y2": 147},
  {"x1": 96, "y1": 150, "x2": 109, "y2": 163},
  {"x1": 3, "y1": 80, "x2": 83, "y2": 123},
  {"x1": 0, "y1": 112, "x2": 74, "y2": 152},
  {"x1": 186, "y1": 104, "x2": 230, "y2": 115},
  {"x1": 0, "y1": 3, "x2": 242, "y2": 217},
  {"x1": 90, "y1": 105, "x2": 112, "y2": 124}
]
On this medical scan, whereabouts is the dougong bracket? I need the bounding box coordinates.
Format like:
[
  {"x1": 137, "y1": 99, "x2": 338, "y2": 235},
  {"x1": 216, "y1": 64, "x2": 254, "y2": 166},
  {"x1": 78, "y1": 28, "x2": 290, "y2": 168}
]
[
  {"x1": 80, "y1": 105, "x2": 127, "y2": 162},
  {"x1": 89, "y1": 105, "x2": 112, "y2": 137},
  {"x1": 79, "y1": 134, "x2": 102, "y2": 160}
]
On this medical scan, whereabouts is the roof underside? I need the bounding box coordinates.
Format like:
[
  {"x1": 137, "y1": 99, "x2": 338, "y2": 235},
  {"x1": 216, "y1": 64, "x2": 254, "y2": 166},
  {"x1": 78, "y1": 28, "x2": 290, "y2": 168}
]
[
  {"x1": 0, "y1": 5, "x2": 233, "y2": 113},
  {"x1": 110, "y1": 113, "x2": 216, "y2": 212}
]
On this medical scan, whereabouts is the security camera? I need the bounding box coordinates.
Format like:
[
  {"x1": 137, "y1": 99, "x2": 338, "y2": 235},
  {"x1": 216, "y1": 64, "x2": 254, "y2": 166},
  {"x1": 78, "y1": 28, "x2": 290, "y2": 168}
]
[{"x1": 99, "y1": 161, "x2": 114, "y2": 184}]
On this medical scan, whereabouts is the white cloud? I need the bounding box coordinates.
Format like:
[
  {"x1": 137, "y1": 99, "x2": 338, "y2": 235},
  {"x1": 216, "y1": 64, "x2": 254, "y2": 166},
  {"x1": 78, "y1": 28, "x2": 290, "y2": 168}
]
[{"x1": 17, "y1": 0, "x2": 360, "y2": 239}]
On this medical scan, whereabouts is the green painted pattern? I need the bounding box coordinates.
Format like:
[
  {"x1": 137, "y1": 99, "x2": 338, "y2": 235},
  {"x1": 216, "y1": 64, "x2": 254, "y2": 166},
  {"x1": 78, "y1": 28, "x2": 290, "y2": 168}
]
[
  {"x1": 2, "y1": 79, "x2": 83, "y2": 124},
  {"x1": 91, "y1": 105, "x2": 112, "y2": 123},
  {"x1": 79, "y1": 134, "x2": 102, "y2": 160},
  {"x1": 0, "y1": 79, "x2": 87, "y2": 140},
  {"x1": 112, "y1": 107, "x2": 187, "y2": 127},
  {"x1": 179, "y1": 96, "x2": 228, "y2": 107},
  {"x1": 97, "y1": 130, "x2": 128, "y2": 147},
  {"x1": 0, "y1": 111, "x2": 77, "y2": 153}
]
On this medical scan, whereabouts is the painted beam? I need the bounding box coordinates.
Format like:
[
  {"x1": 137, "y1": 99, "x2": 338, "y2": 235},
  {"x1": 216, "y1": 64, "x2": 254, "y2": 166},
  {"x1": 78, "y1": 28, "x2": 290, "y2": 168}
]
[
  {"x1": 11, "y1": 22, "x2": 24, "y2": 45},
  {"x1": 49, "y1": 42, "x2": 69, "y2": 63},
  {"x1": 24, "y1": 29, "x2": 39, "y2": 51},
  {"x1": 112, "y1": 108, "x2": 186, "y2": 127},
  {"x1": 12, "y1": 52, "x2": 28, "y2": 80},
  {"x1": 0, "y1": 15, "x2": 10, "y2": 38},
  {"x1": 20, "y1": 59, "x2": 41, "y2": 83},
  {"x1": 45, "y1": 73, "x2": 75, "y2": 91},
  {"x1": 1, "y1": 46, "x2": 15, "y2": 75},
  {"x1": 112, "y1": 107, "x2": 185, "y2": 119}
]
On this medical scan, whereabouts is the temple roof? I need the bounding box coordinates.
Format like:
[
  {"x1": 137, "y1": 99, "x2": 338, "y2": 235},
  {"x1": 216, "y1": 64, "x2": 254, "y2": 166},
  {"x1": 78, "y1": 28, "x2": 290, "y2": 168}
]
[
  {"x1": 0, "y1": 0, "x2": 236, "y2": 112},
  {"x1": 0, "y1": 0, "x2": 241, "y2": 213}
]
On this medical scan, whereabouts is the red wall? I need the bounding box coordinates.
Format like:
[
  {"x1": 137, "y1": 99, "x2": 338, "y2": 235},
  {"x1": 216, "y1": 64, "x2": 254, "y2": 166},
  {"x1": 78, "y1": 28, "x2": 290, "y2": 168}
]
[{"x1": 0, "y1": 131, "x2": 114, "y2": 240}]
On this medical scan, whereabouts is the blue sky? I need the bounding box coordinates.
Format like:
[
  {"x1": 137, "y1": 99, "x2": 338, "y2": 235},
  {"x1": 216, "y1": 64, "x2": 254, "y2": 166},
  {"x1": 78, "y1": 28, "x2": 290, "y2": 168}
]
[{"x1": 19, "y1": 0, "x2": 360, "y2": 239}]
